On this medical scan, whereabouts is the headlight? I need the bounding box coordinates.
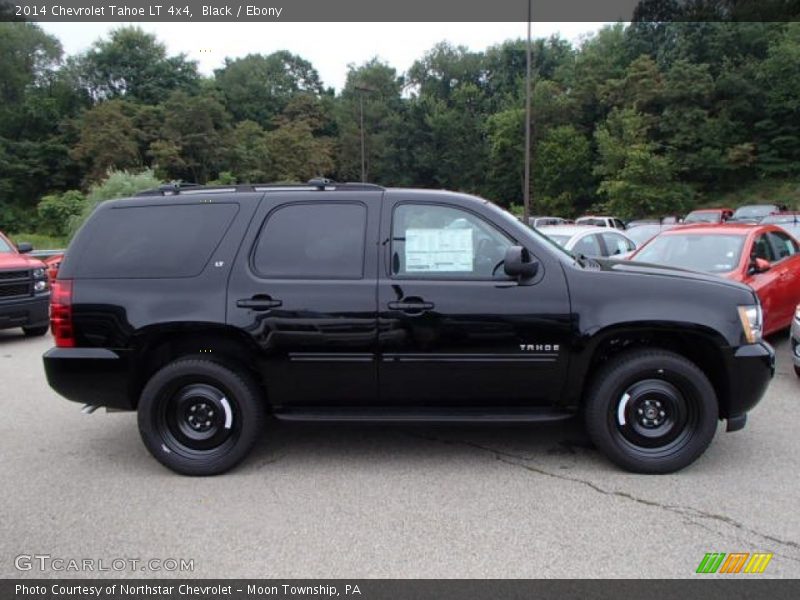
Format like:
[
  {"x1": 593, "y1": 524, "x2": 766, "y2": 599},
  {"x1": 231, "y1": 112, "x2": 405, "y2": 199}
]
[
  {"x1": 32, "y1": 268, "x2": 46, "y2": 279},
  {"x1": 738, "y1": 305, "x2": 763, "y2": 344},
  {"x1": 34, "y1": 279, "x2": 49, "y2": 292}
]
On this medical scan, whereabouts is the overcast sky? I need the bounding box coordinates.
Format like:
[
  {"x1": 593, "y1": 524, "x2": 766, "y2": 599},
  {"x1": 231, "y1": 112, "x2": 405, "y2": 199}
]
[{"x1": 39, "y1": 22, "x2": 607, "y2": 91}]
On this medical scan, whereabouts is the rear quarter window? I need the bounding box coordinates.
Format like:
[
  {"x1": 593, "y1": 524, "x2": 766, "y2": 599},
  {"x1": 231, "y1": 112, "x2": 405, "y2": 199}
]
[{"x1": 70, "y1": 203, "x2": 239, "y2": 279}]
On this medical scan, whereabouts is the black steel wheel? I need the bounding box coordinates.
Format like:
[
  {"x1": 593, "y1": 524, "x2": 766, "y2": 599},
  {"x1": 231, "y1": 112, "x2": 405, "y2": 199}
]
[
  {"x1": 584, "y1": 349, "x2": 718, "y2": 474},
  {"x1": 138, "y1": 359, "x2": 265, "y2": 476}
]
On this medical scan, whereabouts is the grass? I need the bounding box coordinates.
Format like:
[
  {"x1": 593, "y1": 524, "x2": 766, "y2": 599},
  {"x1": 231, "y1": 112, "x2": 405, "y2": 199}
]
[
  {"x1": 700, "y1": 179, "x2": 800, "y2": 210},
  {"x1": 6, "y1": 232, "x2": 68, "y2": 251}
]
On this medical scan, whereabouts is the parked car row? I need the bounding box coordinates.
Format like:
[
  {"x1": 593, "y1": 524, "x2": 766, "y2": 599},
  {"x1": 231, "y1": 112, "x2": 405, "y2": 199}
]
[{"x1": 533, "y1": 206, "x2": 800, "y2": 368}]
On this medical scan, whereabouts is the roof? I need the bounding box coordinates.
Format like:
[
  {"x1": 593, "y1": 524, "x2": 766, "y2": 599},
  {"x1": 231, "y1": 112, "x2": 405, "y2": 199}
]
[
  {"x1": 136, "y1": 178, "x2": 385, "y2": 196},
  {"x1": 687, "y1": 207, "x2": 733, "y2": 213},
  {"x1": 538, "y1": 224, "x2": 627, "y2": 237},
  {"x1": 660, "y1": 223, "x2": 766, "y2": 236}
]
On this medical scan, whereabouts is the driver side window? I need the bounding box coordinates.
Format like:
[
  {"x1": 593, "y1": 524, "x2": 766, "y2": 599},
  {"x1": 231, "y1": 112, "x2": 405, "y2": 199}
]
[{"x1": 391, "y1": 204, "x2": 513, "y2": 279}]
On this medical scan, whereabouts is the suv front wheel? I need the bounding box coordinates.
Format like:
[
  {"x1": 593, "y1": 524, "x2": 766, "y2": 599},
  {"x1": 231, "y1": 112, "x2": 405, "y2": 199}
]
[
  {"x1": 584, "y1": 349, "x2": 718, "y2": 474},
  {"x1": 137, "y1": 359, "x2": 265, "y2": 476}
]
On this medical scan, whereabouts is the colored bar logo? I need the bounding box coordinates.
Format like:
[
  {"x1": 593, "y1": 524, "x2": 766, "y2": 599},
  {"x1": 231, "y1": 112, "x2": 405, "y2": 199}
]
[{"x1": 696, "y1": 552, "x2": 773, "y2": 574}]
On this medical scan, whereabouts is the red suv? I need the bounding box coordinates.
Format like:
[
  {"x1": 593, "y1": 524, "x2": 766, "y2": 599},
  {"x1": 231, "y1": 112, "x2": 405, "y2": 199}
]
[{"x1": 0, "y1": 231, "x2": 51, "y2": 337}]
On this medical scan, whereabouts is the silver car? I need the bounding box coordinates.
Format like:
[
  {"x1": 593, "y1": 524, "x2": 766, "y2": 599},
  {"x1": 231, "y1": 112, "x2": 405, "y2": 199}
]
[{"x1": 538, "y1": 225, "x2": 637, "y2": 259}]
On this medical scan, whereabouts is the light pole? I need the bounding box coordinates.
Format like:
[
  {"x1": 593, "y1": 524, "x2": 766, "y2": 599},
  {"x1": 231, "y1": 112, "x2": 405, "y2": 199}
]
[
  {"x1": 355, "y1": 83, "x2": 376, "y2": 182},
  {"x1": 523, "y1": 0, "x2": 533, "y2": 223}
]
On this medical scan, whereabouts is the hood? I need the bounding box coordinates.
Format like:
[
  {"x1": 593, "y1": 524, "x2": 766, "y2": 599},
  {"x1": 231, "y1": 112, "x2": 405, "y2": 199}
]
[
  {"x1": 598, "y1": 258, "x2": 752, "y2": 293},
  {"x1": 0, "y1": 252, "x2": 46, "y2": 270}
]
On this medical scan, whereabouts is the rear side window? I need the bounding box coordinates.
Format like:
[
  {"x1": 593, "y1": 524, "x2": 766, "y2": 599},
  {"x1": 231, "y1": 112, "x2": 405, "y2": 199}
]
[
  {"x1": 573, "y1": 234, "x2": 602, "y2": 256},
  {"x1": 253, "y1": 202, "x2": 367, "y2": 279},
  {"x1": 73, "y1": 203, "x2": 239, "y2": 279},
  {"x1": 767, "y1": 230, "x2": 799, "y2": 260},
  {"x1": 602, "y1": 232, "x2": 633, "y2": 255}
]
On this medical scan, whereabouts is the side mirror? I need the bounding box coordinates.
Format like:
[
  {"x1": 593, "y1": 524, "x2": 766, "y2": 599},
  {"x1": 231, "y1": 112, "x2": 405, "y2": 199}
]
[
  {"x1": 16, "y1": 242, "x2": 33, "y2": 254},
  {"x1": 504, "y1": 245, "x2": 539, "y2": 285},
  {"x1": 751, "y1": 257, "x2": 771, "y2": 274}
]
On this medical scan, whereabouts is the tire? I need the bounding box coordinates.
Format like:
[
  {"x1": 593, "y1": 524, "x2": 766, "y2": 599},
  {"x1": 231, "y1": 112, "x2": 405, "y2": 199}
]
[
  {"x1": 794, "y1": 365, "x2": 800, "y2": 378},
  {"x1": 137, "y1": 359, "x2": 266, "y2": 476},
  {"x1": 584, "y1": 349, "x2": 718, "y2": 474},
  {"x1": 23, "y1": 325, "x2": 49, "y2": 337}
]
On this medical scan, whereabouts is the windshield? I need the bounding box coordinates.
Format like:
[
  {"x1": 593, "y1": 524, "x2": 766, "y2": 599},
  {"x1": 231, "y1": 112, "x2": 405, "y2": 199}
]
[
  {"x1": 633, "y1": 234, "x2": 745, "y2": 273},
  {"x1": 0, "y1": 236, "x2": 13, "y2": 253},
  {"x1": 625, "y1": 225, "x2": 661, "y2": 246},
  {"x1": 732, "y1": 205, "x2": 776, "y2": 219},
  {"x1": 684, "y1": 211, "x2": 719, "y2": 223}
]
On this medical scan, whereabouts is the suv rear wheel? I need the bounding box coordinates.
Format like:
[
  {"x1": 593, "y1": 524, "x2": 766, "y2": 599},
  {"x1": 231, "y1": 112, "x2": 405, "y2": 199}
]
[
  {"x1": 137, "y1": 359, "x2": 265, "y2": 475},
  {"x1": 584, "y1": 349, "x2": 718, "y2": 474}
]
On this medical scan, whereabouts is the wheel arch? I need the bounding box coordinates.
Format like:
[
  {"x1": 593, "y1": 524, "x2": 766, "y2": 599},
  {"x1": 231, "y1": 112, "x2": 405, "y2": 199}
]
[
  {"x1": 567, "y1": 322, "x2": 734, "y2": 418},
  {"x1": 127, "y1": 323, "x2": 266, "y2": 409}
]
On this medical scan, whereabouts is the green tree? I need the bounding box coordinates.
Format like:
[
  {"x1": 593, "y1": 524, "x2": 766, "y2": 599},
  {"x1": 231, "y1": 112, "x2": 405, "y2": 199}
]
[
  {"x1": 334, "y1": 59, "x2": 406, "y2": 184},
  {"x1": 533, "y1": 125, "x2": 594, "y2": 216},
  {"x1": 37, "y1": 190, "x2": 86, "y2": 236},
  {"x1": 486, "y1": 108, "x2": 524, "y2": 205},
  {"x1": 755, "y1": 23, "x2": 800, "y2": 176},
  {"x1": 224, "y1": 120, "x2": 272, "y2": 183},
  {"x1": 74, "y1": 26, "x2": 199, "y2": 104},
  {"x1": 594, "y1": 108, "x2": 692, "y2": 219},
  {"x1": 214, "y1": 52, "x2": 324, "y2": 129},
  {"x1": 150, "y1": 90, "x2": 230, "y2": 183},
  {"x1": 70, "y1": 100, "x2": 143, "y2": 183}
]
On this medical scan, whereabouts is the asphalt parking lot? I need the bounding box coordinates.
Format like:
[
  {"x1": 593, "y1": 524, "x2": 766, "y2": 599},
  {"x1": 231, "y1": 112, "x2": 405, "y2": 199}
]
[{"x1": 1, "y1": 330, "x2": 798, "y2": 579}]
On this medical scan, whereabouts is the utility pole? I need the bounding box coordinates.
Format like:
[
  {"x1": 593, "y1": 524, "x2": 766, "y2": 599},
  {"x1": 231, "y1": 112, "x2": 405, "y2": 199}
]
[
  {"x1": 355, "y1": 84, "x2": 376, "y2": 183},
  {"x1": 523, "y1": 0, "x2": 532, "y2": 224}
]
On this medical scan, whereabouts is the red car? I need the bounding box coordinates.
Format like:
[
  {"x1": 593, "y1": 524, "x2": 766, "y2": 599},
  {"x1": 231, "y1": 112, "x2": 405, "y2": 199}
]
[
  {"x1": 630, "y1": 223, "x2": 800, "y2": 336},
  {"x1": 683, "y1": 208, "x2": 734, "y2": 224},
  {"x1": 43, "y1": 253, "x2": 64, "y2": 282},
  {"x1": 0, "y1": 231, "x2": 51, "y2": 336}
]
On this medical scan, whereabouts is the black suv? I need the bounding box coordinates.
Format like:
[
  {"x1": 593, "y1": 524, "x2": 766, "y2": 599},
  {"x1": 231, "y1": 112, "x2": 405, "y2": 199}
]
[{"x1": 43, "y1": 181, "x2": 775, "y2": 475}]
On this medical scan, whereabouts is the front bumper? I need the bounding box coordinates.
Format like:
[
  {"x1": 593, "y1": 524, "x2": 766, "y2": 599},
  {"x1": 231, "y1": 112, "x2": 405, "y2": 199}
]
[
  {"x1": 0, "y1": 293, "x2": 49, "y2": 330},
  {"x1": 43, "y1": 347, "x2": 134, "y2": 410},
  {"x1": 723, "y1": 340, "x2": 775, "y2": 428}
]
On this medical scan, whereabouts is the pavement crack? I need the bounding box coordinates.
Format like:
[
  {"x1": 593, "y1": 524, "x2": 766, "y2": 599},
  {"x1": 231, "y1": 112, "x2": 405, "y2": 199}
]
[{"x1": 403, "y1": 430, "x2": 800, "y2": 559}]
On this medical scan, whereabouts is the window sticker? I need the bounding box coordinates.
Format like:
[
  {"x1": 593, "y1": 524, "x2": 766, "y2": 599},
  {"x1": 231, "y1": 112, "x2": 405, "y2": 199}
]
[{"x1": 405, "y1": 228, "x2": 473, "y2": 272}]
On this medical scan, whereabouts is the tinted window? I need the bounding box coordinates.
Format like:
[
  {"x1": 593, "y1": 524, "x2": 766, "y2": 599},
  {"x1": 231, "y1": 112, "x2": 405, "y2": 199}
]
[
  {"x1": 253, "y1": 203, "x2": 366, "y2": 279},
  {"x1": 572, "y1": 234, "x2": 603, "y2": 256},
  {"x1": 391, "y1": 204, "x2": 512, "y2": 279},
  {"x1": 74, "y1": 203, "x2": 238, "y2": 279}
]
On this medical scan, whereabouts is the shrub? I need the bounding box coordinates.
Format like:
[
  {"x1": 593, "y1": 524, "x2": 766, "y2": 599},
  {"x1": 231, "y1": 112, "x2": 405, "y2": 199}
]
[{"x1": 37, "y1": 190, "x2": 87, "y2": 237}]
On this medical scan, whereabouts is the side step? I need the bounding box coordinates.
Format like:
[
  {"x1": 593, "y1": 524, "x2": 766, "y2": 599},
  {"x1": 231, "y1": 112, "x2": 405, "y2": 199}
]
[{"x1": 273, "y1": 407, "x2": 576, "y2": 423}]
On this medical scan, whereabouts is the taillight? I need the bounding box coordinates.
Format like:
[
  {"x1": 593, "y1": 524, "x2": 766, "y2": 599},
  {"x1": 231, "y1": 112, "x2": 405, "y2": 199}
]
[{"x1": 51, "y1": 279, "x2": 74, "y2": 348}]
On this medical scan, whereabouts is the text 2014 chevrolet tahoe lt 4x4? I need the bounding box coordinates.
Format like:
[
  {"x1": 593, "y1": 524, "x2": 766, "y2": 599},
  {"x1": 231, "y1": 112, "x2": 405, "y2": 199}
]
[{"x1": 43, "y1": 181, "x2": 775, "y2": 475}]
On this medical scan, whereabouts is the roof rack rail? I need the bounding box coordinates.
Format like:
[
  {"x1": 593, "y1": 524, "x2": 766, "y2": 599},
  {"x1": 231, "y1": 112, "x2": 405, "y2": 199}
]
[{"x1": 135, "y1": 179, "x2": 385, "y2": 197}]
